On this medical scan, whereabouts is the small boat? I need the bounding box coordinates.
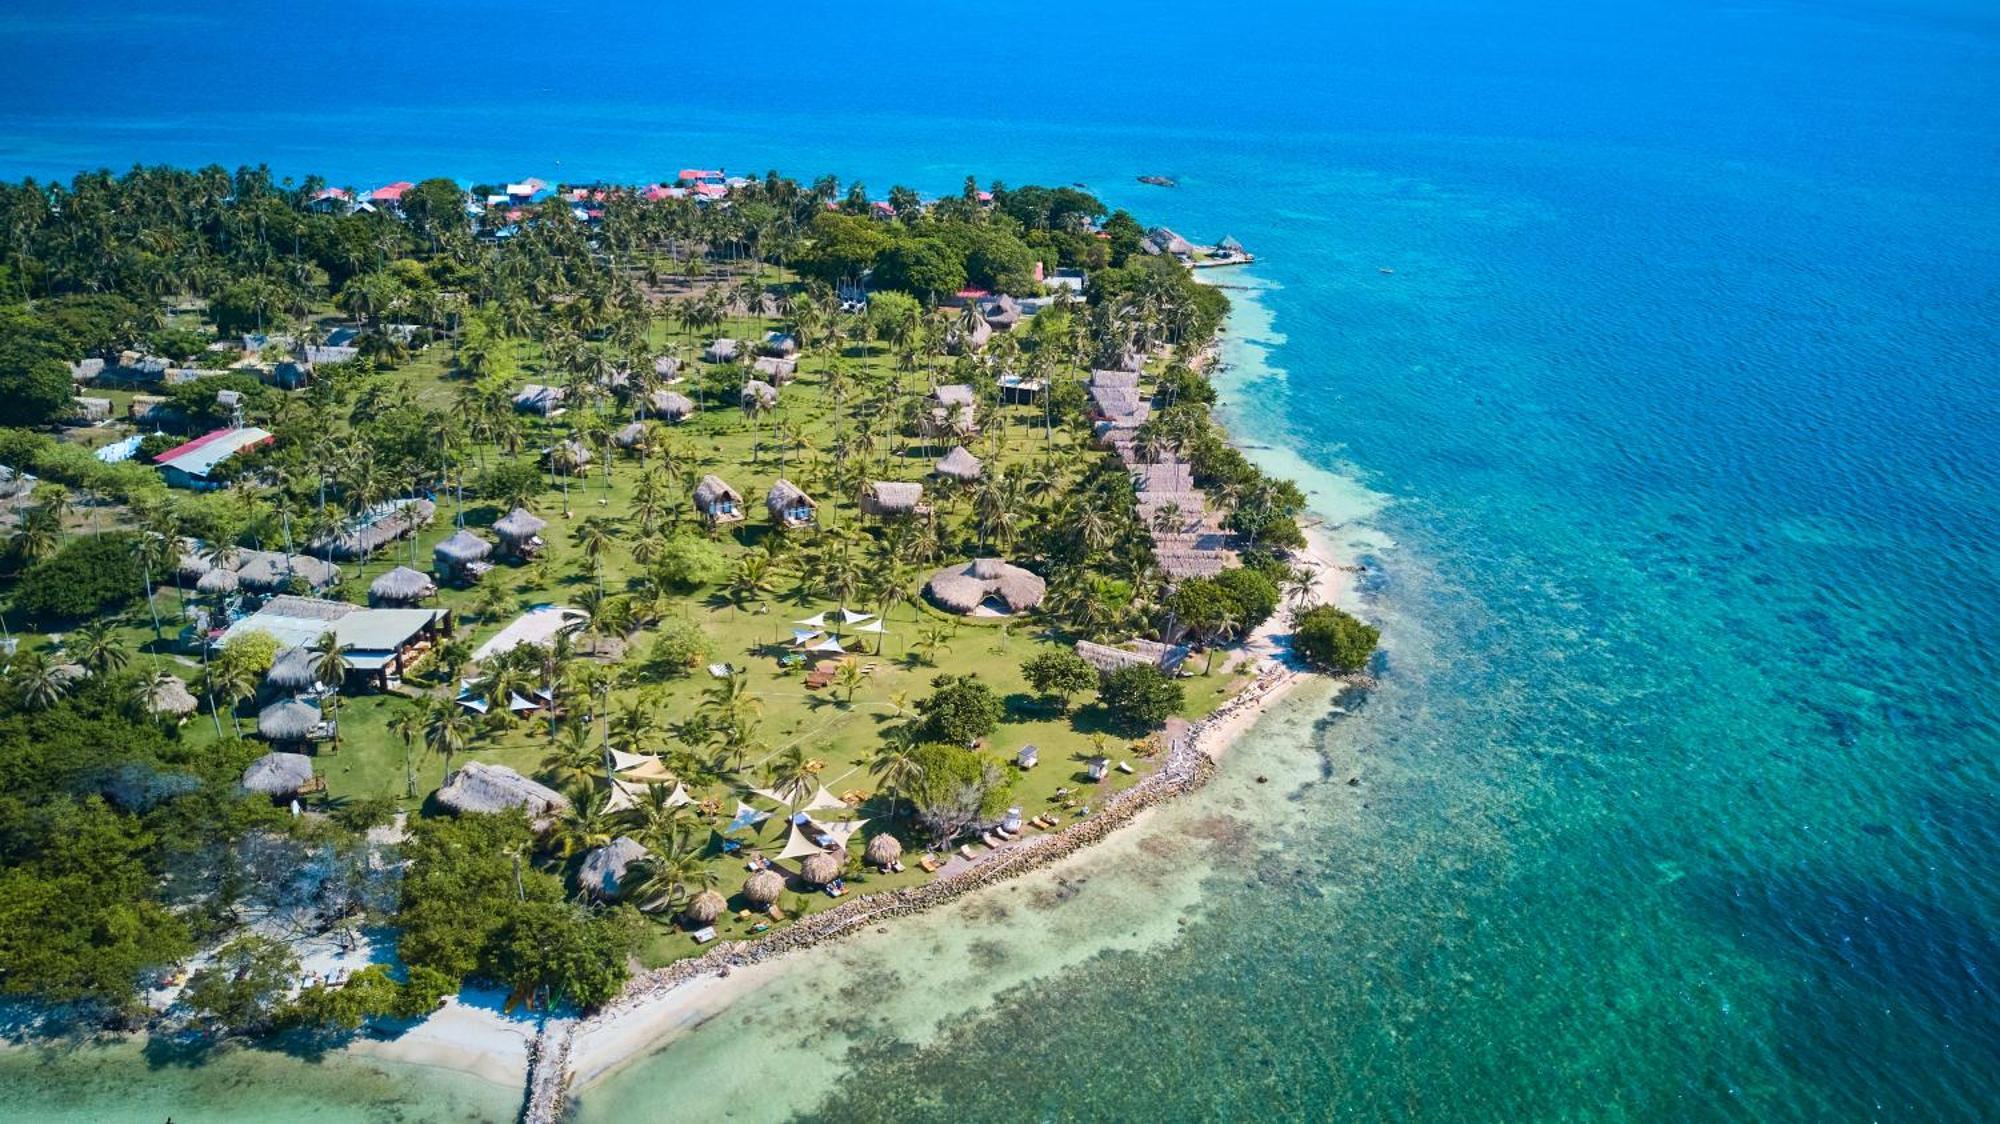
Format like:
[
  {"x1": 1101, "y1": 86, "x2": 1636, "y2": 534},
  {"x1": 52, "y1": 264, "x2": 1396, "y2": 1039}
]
[
  {"x1": 1379, "y1": 267, "x2": 1396, "y2": 274},
  {"x1": 1137, "y1": 174, "x2": 1179, "y2": 188}
]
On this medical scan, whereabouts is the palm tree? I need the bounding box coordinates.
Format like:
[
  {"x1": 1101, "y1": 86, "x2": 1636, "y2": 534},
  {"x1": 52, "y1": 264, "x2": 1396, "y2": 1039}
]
[
  {"x1": 69, "y1": 619, "x2": 129, "y2": 677},
  {"x1": 11, "y1": 651, "x2": 71, "y2": 711},
  {"x1": 541, "y1": 723, "x2": 603, "y2": 790},
  {"x1": 624, "y1": 830, "x2": 717, "y2": 914},
  {"x1": 388, "y1": 701, "x2": 425, "y2": 798},
  {"x1": 551, "y1": 793, "x2": 621, "y2": 861},
  {"x1": 832, "y1": 660, "x2": 865, "y2": 706},
  {"x1": 423, "y1": 697, "x2": 477, "y2": 785},
  {"x1": 869, "y1": 740, "x2": 922, "y2": 821},
  {"x1": 309, "y1": 631, "x2": 349, "y2": 751},
  {"x1": 914, "y1": 622, "x2": 955, "y2": 666},
  {"x1": 203, "y1": 656, "x2": 255, "y2": 737},
  {"x1": 762, "y1": 744, "x2": 816, "y2": 807}
]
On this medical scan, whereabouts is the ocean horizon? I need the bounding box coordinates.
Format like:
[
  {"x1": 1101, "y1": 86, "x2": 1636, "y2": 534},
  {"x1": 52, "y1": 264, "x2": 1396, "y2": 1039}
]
[{"x1": 2, "y1": 0, "x2": 1996, "y2": 1119}]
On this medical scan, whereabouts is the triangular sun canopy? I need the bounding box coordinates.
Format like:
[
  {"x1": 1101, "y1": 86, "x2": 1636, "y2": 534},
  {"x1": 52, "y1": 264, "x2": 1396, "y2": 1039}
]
[
  {"x1": 808, "y1": 637, "x2": 845, "y2": 654},
  {"x1": 778, "y1": 823, "x2": 829, "y2": 860}
]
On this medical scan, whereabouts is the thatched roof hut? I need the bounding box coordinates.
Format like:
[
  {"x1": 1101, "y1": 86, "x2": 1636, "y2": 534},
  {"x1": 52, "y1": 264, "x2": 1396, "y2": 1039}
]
[
  {"x1": 800, "y1": 851, "x2": 841, "y2": 885},
  {"x1": 241, "y1": 751, "x2": 315, "y2": 796},
  {"x1": 924, "y1": 558, "x2": 1047, "y2": 616},
  {"x1": 257, "y1": 698, "x2": 322, "y2": 742},
  {"x1": 934, "y1": 446, "x2": 983, "y2": 482},
  {"x1": 653, "y1": 355, "x2": 683, "y2": 381},
  {"x1": 931, "y1": 384, "x2": 977, "y2": 410},
  {"x1": 864, "y1": 834, "x2": 902, "y2": 868},
  {"x1": 369, "y1": 565, "x2": 435, "y2": 605},
  {"x1": 766, "y1": 479, "x2": 815, "y2": 527},
  {"x1": 147, "y1": 675, "x2": 198, "y2": 718},
  {"x1": 981, "y1": 294, "x2": 1024, "y2": 330},
  {"x1": 493, "y1": 507, "x2": 547, "y2": 546},
  {"x1": 743, "y1": 868, "x2": 785, "y2": 906},
  {"x1": 613, "y1": 421, "x2": 648, "y2": 449},
  {"x1": 196, "y1": 567, "x2": 239, "y2": 595},
  {"x1": 436, "y1": 760, "x2": 570, "y2": 818},
  {"x1": 693, "y1": 474, "x2": 744, "y2": 524},
  {"x1": 740, "y1": 379, "x2": 778, "y2": 410},
  {"x1": 265, "y1": 647, "x2": 322, "y2": 693},
  {"x1": 703, "y1": 338, "x2": 740, "y2": 363},
  {"x1": 434, "y1": 529, "x2": 493, "y2": 567},
  {"x1": 1089, "y1": 369, "x2": 1141, "y2": 389},
  {"x1": 513, "y1": 384, "x2": 564, "y2": 415},
  {"x1": 231, "y1": 550, "x2": 340, "y2": 591},
  {"x1": 751, "y1": 355, "x2": 797, "y2": 383},
  {"x1": 578, "y1": 836, "x2": 649, "y2": 899},
  {"x1": 648, "y1": 389, "x2": 695, "y2": 422},
  {"x1": 684, "y1": 888, "x2": 727, "y2": 925},
  {"x1": 860, "y1": 481, "x2": 926, "y2": 519},
  {"x1": 946, "y1": 317, "x2": 992, "y2": 354},
  {"x1": 544, "y1": 438, "x2": 593, "y2": 470},
  {"x1": 312, "y1": 499, "x2": 437, "y2": 560},
  {"x1": 1074, "y1": 638, "x2": 1192, "y2": 676}
]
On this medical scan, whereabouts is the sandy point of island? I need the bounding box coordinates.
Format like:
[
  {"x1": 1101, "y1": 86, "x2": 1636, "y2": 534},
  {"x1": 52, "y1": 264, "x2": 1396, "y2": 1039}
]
[{"x1": 344, "y1": 520, "x2": 1361, "y2": 1092}]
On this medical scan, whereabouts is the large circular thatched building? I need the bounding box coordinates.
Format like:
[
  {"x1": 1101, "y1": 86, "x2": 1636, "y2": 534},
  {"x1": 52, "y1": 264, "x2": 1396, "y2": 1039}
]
[{"x1": 923, "y1": 558, "x2": 1046, "y2": 617}]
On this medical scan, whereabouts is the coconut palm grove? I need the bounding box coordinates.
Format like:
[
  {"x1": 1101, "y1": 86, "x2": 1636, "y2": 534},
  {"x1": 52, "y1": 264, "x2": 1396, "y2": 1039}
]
[{"x1": 0, "y1": 166, "x2": 1370, "y2": 1036}]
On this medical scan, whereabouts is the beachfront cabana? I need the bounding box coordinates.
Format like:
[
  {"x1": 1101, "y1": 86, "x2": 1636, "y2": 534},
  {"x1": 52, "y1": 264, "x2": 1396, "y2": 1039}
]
[
  {"x1": 257, "y1": 698, "x2": 326, "y2": 744},
  {"x1": 369, "y1": 565, "x2": 436, "y2": 606},
  {"x1": 436, "y1": 761, "x2": 569, "y2": 821},
  {"x1": 648, "y1": 389, "x2": 696, "y2": 422},
  {"x1": 493, "y1": 507, "x2": 548, "y2": 559},
  {"x1": 241, "y1": 751, "x2": 316, "y2": 797},
  {"x1": 934, "y1": 445, "x2": 983, "y2": 482},
  {"x1": 860, "y1": 481, "x2": 929, "y2": 520},
  {"x1": 578, "y1": 836, "x2": 649, "y2": 900},
  {"x1": 924, "y1": 558, "x2": 1046, "y2": 617},
  {"x1": 743, "y1": 868, "x2": 785, "y2": 907},
  {"x1": 434, "y1": 528, "x2": 494, "y2": 583},
  {"x1": 800, "y1": 851, "x2": 841, "y2": 886},
  {"x1": 1075, "y1": 638, "x2": 1192, "y2": 677},
  {"x1": 693, "y1": 474, "x2": 745, "y2": 526},
  {"x1": 766, "y1": 479, "x2": 816, "y2": 528},
  {"x1": 740, "y1": 379, "x2": 778, "y2": 410},
  {"x1": 864, "y1": 833, "x2": 903, "y2": 870},
  {"x1": 981, "y1": 294, "x2": 1024, "y2": 331}
]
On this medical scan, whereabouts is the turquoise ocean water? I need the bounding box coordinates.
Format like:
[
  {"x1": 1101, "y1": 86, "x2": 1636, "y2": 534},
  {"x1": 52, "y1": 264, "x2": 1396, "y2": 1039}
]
[{"x1": 1, "y1": 1, "x2": 1995, "y2": 1118}]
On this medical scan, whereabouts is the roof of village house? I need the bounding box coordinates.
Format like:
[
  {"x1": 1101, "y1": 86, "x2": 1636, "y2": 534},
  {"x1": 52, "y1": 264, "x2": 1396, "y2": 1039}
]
[
  {"x1": 153, "y1": 426, "x2": 273, "y2": 479},
  {"x1": 935, "y1": 445, "x2": 983, "y2": 481},
  {"x1": 649, "y1": 389, "x2": 696, "y2": 419},
  {"x1": 863, "y1": 481, "x2": 926, "y2": 512},
  {"x1": 493, "y1": 507, "x2": 548, "y2": 541}
]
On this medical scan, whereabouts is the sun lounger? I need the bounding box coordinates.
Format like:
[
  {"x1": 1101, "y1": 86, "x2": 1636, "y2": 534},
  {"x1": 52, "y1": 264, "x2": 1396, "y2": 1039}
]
[
  {"x1": 1117, "y1": 760, "x2": 1134, "y2": 774},
  {"x1": 918, "y1": 855, "x2": 941, "y2": 873},
  {"x1": 691, "y1": 926, "x2": 717, "y2": 944},
  {"x1": 957, "y1": 844, "x2": 978, "y2": 861}
]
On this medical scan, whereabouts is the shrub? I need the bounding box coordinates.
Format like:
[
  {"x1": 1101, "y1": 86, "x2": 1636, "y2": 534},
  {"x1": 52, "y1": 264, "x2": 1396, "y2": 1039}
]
[
  {"x1": 1292, "y1": 605, "x2": 1380, "y2": 673},
  {"x1": 1098, "y1": 664, "x2": 1185, "y2": 731},
  {"x1": 13, "y1": 532, "x2": 145, "y2": 620},
  {"x1": 646, "y1": 616, "x2": 711, "y2": 676}
]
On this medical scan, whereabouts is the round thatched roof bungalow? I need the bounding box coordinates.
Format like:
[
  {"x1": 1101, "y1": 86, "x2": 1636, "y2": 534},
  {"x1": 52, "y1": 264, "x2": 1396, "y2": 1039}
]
[
  {"x1": 147, "y1": 675, "x2": 199, "y2": 719},
  {"x1": 494, "y1": 507, "x2": 548, "y2": 547},
  {"x1": 800, "y1": 852, "x2": 842, "y2": 885},
  {"x1": 859, "y1": 481, "x2": 928, "y2": 520},
  {"x1": 740, "y1": 379, "x2": 778, "y2": 410},
  {"x1": 864, "y1": 833, "x2": 903, "y2": 869},
  {"x1": 369, "y1": 565, "x2": 436, "y2": 606},
  {"x1": 766, "y1": 479, "x2": 815, "y2": 528},
  {"x1": 578, "y1": 836, "x2": 649, "y2": 900},
  {"x1": 935, "y1": 446, "x2": 983, "y2": 482},
  {"x1": 436, "y1": 760, "x2": 570, "y2": 821},
  {"x1": 434, "y1": 528, "x2": 494, "y2": 581},
  {"x1": 648, "y1": 390, "x2": 695, "y2": 422},
  {"x1": 257, "y1": 697, "x2": 323, "y2": 743},
  {"x1": 924, "y1": 558, "x2": 1047, "y2": 617},
  {"x1": 743, "y1": 868, "x2": 785, "y2": 907},
  {"x1": 241, "y1": 751, "x2": 316, "y2": 797},
  {"x1": 684, "y1": 888, "x2": 727, "y2": 926},
  {"x1": 612, "y1": 421, "x2": 648, "y2": 449},
  {"x1": 265, "y1": 647, "x2": 323, "y2": 693},
  {"x1": 693, "y1": 474, "x2": 745, "y2": 526}
]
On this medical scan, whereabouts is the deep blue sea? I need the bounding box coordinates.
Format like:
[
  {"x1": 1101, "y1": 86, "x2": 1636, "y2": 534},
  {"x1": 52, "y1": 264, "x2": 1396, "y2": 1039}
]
[{"x1": 2, "y1": 1, "x2": 1996, "y2": 1119}]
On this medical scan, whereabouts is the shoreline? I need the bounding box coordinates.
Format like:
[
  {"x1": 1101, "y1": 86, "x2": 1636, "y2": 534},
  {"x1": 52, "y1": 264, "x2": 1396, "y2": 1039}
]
[
  {"x1": 378, "y1": 516, "x2": 1359, "y2": 1115},
  {"x1": 354, "y1": 279, "x2": 1376, "y2": 1114}
]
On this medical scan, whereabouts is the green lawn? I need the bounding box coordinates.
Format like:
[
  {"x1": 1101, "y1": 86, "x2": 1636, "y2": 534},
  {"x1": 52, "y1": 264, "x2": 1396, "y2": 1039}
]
[{"x1": 33, "y1": 300, "x2": 1248, "y2": 967}]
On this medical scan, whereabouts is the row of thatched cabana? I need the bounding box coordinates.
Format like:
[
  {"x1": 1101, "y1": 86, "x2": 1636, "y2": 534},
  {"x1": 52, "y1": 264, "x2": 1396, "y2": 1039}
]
[{"x1": 310, "y1": 499, "x2": 437, "y2": 560}]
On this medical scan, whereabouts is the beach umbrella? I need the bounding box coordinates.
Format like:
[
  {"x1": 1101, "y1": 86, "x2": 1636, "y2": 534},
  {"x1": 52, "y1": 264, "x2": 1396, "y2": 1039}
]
[
  {"x1": 864, "y1": 834, "x2": 903, "y2": 868},
  {"x1": 743, "y1": 868, "x2": 785, "y2": 907},
  {"x1": 800, "y1": 852, "x2": 841, "y2": 885},
  {"x1": 683, "y1": 889, "x2": 727, "y2": 926}
]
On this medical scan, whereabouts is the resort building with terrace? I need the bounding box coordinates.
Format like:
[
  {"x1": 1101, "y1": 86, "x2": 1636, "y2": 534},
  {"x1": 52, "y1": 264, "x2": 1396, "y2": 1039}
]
[
  {"x1": 860, "y1": 480, "x2": 929, "y2": 520},
  {"x1": 694, "y1": 474, "x2": 745, "y2": 526},
  {"x1": 766, "y1": 479, "x2": 816, "y2": 528},
  {"x1": 493, "y1": 507, "x2": 549, "y2": 559},
  {"x1": 221, "y1": 594, "x2": 451, "y2": 691}
]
